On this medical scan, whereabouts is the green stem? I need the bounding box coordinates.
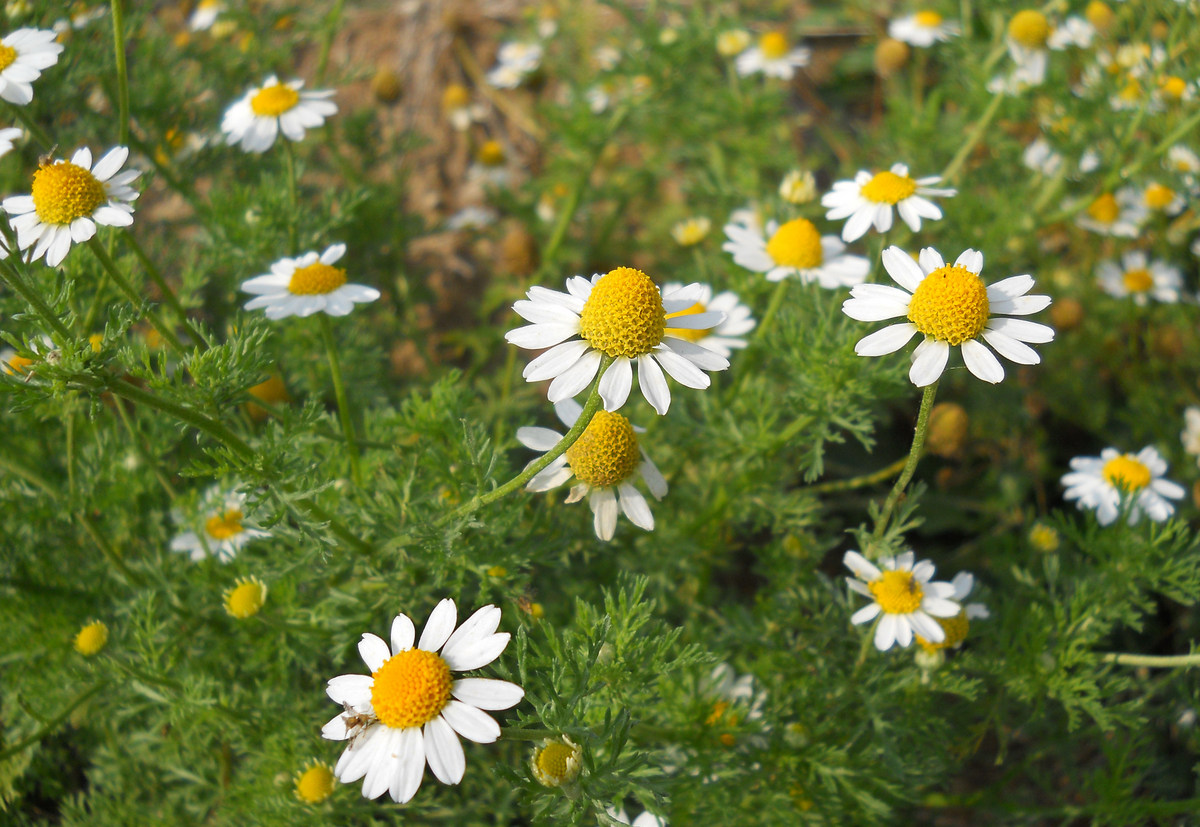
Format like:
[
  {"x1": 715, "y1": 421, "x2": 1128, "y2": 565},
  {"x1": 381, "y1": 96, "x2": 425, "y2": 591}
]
[
  {"x1": 86, "y1": 238, "x2": 186, "y2": 355},
  {"x1": 870, "y1": 381, "x2": 939, "y2": 543},
  {"x1": 77, "y1": 510, "x2": 144, "y2": 586},
  {"x1": 911, "y1": 48, "x2": 927, "y2": 120},
  {"x1": 754, "y1": 279, "x2": 790, "y2": 343},
  {"x1": 111, "y1": 394, "x2": 176, "y2": 498},
  {"x1": 110, "y1": 0, "x2": 131, "y2": 146},
  {"x1": 853, "y1": 616, "x2": 881, "y2": 673},
  {"x1": 123, "y1": 231, "x2": 205, "y2": 344},
  {"x1": 281, "y1": 138, "x2": 299, "y2": 253},
  {"x1": 319, "y1": 314, "x2": 363, "y2": 486},
  {"x1": 1102, "y1": 651, "x2": 1200, "y2": 669},
  {"x1": 940, "y1": 91, "x2": 1004, "y2": 185},
  {"x1": 0, "y1": 681, "x2": 109, "y2": 762},
  {"x1": 0, "y1": 260, "x2": 72, "y2": 341},
  {"x1": 66, "y1": 410, "x2": 77, "y2": 500},
  {"x1": 804, "y1": 456, "x2": 908, "y2": 495},
  {"x1": 314, "y1": 0, "x2": 346, "y2": 85},
  {"x1": 6, "y1": 103, "x2": 53, "y2": 149},
  {"x1": 442, "y1": 356, "x2": 612, "y2": 525}
]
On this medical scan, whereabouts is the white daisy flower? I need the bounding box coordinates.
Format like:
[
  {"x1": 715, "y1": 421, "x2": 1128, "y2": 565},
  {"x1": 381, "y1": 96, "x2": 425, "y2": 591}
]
[
  {"x1": 842, "y1": 246, "x2": 1055, "y2": 387},
  {"x1": 241, "y1": 244, "x2": 380, "y2": 320},
  {"x1": 0, "y1": 28, "x2": 63, "y2": 105},
  {"x1": 735, "y1": 31, "x2": 811, "y2": 79},
  {"x1": 1095, "y1": 250, "x2": 1181, "y2": 305},
  {"x1": 169, "y1": 484, "x2": 269, "y2": 563},
  {"x1": 1182, "y1": 407, "x2": 1200, "y2": 460},
  {"x1": 1132, "y1": 182, "x2": 1186, "y2": 216},
  {"x1": 1164, "y1": 145, "x2": 1200, "y2": 190},
  {"x1": 530, "y1": 737, "x2": 582, "y2": 787},
  {"x1": 670, "y1": 216, "x2": 711, "y2": 247},
  {"x1": 221, "y1": 75, "x2": 337, "y2": 154},
  {"x1": 188, "y1": 0, "x2": 223, "y2": 31},
  {"x1": 466, "y1": 139, "x2": 514, "y2": 188},
  {"x1": 727, "y1": 202, "x2": 765, "y2": 235},
  {"x1": 608, "y1": 806, "x2": 665, "y2": 827},
  {"x1": 820, "y1": 163, "x2": 956, "y2": 242},
  {"x1": 322, "y1": 600, "x2": 524, "y2": 803},
  {"x1": 0, "y1": 126, "x2": 21, "y2": 159},
  {"x1": 517, "y1": 399, "x2": 668, "y2": 541},
  {"x1": 1047, "y1": 16, "x2": 1094, "y2": 50},
  {"x1": 723, "y1": 216, "x2": 870, "y2": 288},
  {"x1": 914, "y1": 571, "x2": 989, "y2": 653},
  {"x1": 485, "y1": 41, "x2": 542, "y2": 88},
  {"x1": 1022, "y1": 138, "x2": 1064, "y2": 176},
  {"x1": 888, "y1": 11, "x2": 960, "y2": 48},
  {"x1": 1074, "y1": 191, "x2": 1146, "y2": 237},
  {"x1": 1062, "y1": 446, "x2": 1185, "y2": 526},
  {"x1": 504, "y1": 267, "x2": 729, "y2": 415},
  {"x1": 1005, "y1": 10, "x2": 1051, "y2": 86},
  {"x1": 441, "y1": 84, "x2": 486, "y2": 131},
  {"x1": 779, "y1": 169, "x2": 817, "y2": 204},
  {"x1": 844, "y1": 550, "x2": 962, "y2": 651},
  {"x1": 661, "y1": 282, "x2": 755, "y2": 358},
  {"x1": 701, "y1": 662, "x2": 766, "y2": 727},
  {"x1": 2, "y1": 146, "x2": 140, "y2": 267}
]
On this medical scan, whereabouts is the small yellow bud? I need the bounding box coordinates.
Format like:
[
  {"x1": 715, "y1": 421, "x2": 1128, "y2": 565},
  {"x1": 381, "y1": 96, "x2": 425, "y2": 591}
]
[
  {"x1": 926, "y1": 403, "x2": 968, "y2": 459},
  {"x1": 74, "y1": 621, "x2": 108, "y2": 656},
  {"x1": 874, "y1": 37, "x2": 910, "y2": 77},
  {"x1": 371, "y1": 66, "x2": 402, "y2": 103}
]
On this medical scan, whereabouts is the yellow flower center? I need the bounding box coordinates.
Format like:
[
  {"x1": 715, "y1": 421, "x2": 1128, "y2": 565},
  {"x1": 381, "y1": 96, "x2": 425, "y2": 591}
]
[
  {"x1": 867, "y1": 569, "x2": 924, "y2": 614},
  {"x1": 1086, "y1": 193, "x2": 1119, "y2": 224},
  {"x1": 673, "y1": 218, "x2": 711, "y2": 246},
  {"x1": 759, "y1": 31, "x2": 789, "y2": 60},
  {"x1": 1029, "y1": 524, "x2": 1060, "y2": 553},
  {"x1": 1008, "y1": 10, "x2": 1050, "y2": 49},
  {"x1": 1143, "y1": 183, "x2": 1176, "y2": 209},
  {"x1": 289, "y1": 261, "x2": 347, "y2": 295},
  {"x1": 370, "y1": 648, "x2": 453, "y2": 729},
  {"x1": 914, "y1": 10, "x2": 944, "y2": 27},
  {"x1": 578, "y1": 267, "x2": 665, "y2": 358},
  {"x1": 294, "y1": 763, "x2": 336, "y2": 804},
  {"x1": 906, "y1": 264, "x2": 990, "y2": 345},
  {"x1": 566, "y1": 409, "x2": 641, "y2": 487},
  {"x1": 74, "y1": 621, "x2": 109, "y2": 656},
  {"x1": 225, "y1": 579, "x2": 267, "y2": 619},
  {"x1": 0, "y1": 44, "x2": 17, "y2": 72},
  {"x1": 533, "y1": 741, "x2": 581, "y2": 786},
  {"x1": 477, "y1": 139, "x2": 506, "y2": 167},
  {"x1": 88, "y1": 333, "x2": 104, "y2": 352},
  {"x1": 442, "y1": 83, "x2": 470, "y2": 110},
  {"x1": 1160, "y1": 76, "x2": 1188, "y2": 100},
  {"x1": 665, "y1": 301, "x2": 710, "y2": 343},
  {"x1": 205, "y1": 509, "x2": 245, "y2": 541},
  {"x1": 3, "y1": 353, "x2": 34, "y2": 374},
  {"x1": 705, "y1": 700, "x2": 731, "y2": 726},
  {"x1": 31, "y1": 162, "x2": 106, "y2": 226},
  {"x1": 859, "y1": 170, "x2": 918, "y2": 204},
  {"x1": 1121, "y1": 267, "x2": 1154, "y2": 293},
  {"x1": 1118, "y1": 78, "x2": 1144, "y2": 102},
  {"x1": 1085, "y1": 1, "x2": 1113, "y2": 31},
  {"x1": 1102, "y1": 455, "x2": 1152, "y2": 491},
  {"x1": 917, "y1": 610, "x2": 969, "y2": 652},
  {"x1": 249, "y1": 82, "x2": 300, "y2": 117},
  {"x1": 248, "y1": 374, "x2": 290, "y2": 405},
  {"x1": 766, "y1": 218, "x2": 824, "y2": 269}
]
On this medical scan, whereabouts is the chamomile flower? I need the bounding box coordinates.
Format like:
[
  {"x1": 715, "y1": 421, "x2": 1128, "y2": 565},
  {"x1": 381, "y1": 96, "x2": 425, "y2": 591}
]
[
  {"x1": 505, "y1": 267, "x2": 729, "y2": 415},
  {"x1": 2, "y1": 146, "x2": 140, "y2": 267},
  {"x1": 1182, "y1": 407, "x2": 1200, "y2": 460},
  {"x1": 842, "y1": 246, "x2": 1055, "y2": 386},
  {"x1": 241, "y1": 244, "x2": 380, "y2": 320},
  {"x1": 0, "y1": 28, "x2": 63, "y2": 105},
  {"x1": 701, "y1": 663, "x2": 766, "y2": 745},
  {"x1": 74, "y1": 620, "x2": 108, "y2": 656},
  {"x1": 844, "y1": 550, "x2": 962, "y2": 651},
  {"x1": 486, "y1": 41, "x2": 542, "y2": 88},
  {"x1": 716, "y1": 29, "x2": 752, "y2": 58},
  {"x1": 1022, "y1": 138, "x2": 1064, "y2": 176},
  {"x1": 223, "y1": 576, "x2": 267, "y2": 619},
  {"x1": 888, "y1": 11, "x2": 960, "y2": 48},
  {"x1": 1095, "y1": 251, "x2": 1181, "y2": 304},
  {"x1": 0, "y1": 126, "x2": 21, "y2": 158},
  {"x1": 293, "y1": 760, "x2": 337, "y2": 804},
  {"x1": 1061, "y1": 446, "x2": 1185, "y2": 526},
  {"x1": 1165, "y1": 145, "x2": 1200, "y2": 189},
  {"x1": 821, "y1": 163, "x2": 956, "y2": 242},
  {"x1": 723, "y1": 217, "x2": 869, "y2": 288},
  {"x1": 188, "y1": 0, "x2": 223, "y2": 31},
  {"x1": 1131, "y1": 182, "x2": 1186, "y2": 216},
  {"x1": 530, "y1": 737, "x2": 582, "y2": 787},
  {"x1": 169, "y1": 484, "x2": 269, "y2": 563},
  {"x1": 441, "y1": 83, "x2": 486, "y2": 131},
  {"x1": 1047, "y1": 16, "x2": 1095, "y2": 50},
  {"x1": 779, "y1": 169, "x2": 817, "y2": 204},
  {"x1": 321, "y1": 600, "x2": 524, "y2": 803},
  {"x1": 221, "y1": 75, "x2": 337, "y2": 153},
  {"x1": 1005, "y1": 9, "x2": 1051, "y2": 85},
  {"x1": 517, "y1": 399, "x2": 667, "y2": 541},
  {"x1": 1074, "y1": 191, "x2": 1145, "y2": 237},
  {"x1": 735, "y1": 30, "x2": 811, "y2": 80},
  {"x1": 670, "y1": 216, "x2": 711, "y2": 247},
  {"x1": 661, "y1": 282, "x2": 755, "y2": 358},
  {"x1": 914, "y1": 572, "x2": 989, "y2": 653},
  {"x1": 467, "y1": 139, "x2": 514, "y2": 188}
]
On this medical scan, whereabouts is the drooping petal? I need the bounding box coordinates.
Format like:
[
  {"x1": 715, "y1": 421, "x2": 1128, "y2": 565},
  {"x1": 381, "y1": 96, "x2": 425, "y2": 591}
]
[
  {"x1": 855, "y1": 323, "x2": 918, "y2": 356},
  {"x1": 599, "y1": 356, "x2": 633, "y2": 411}
]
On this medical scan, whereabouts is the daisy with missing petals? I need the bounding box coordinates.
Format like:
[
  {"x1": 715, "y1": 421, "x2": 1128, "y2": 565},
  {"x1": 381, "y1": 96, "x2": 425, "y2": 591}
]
[
  {"x1": 242, "y1": 244, "x2": 380, "y2": 320},
  {"x1": 170, "y1": 484, "x2": 269, "y2": 563},
  {"x1": 3, "y1": 146, "x2": 139, "y2": 267},
  {"x1": 0, "y1": 28, "x2": 64, "y2": 105},
  {"x1": 221, "y1": 75, "x2": 337, "y2": 153},
  {"x1": 1096, "y1": 251, "x2": 1181, "y2": 305},
  {"x1": 322, "y1": 599, "x2": 524, "y2": 803},
  {"x1": 518, "y1": 399, "x2": 667, "y2": 541},
  {"x1": 915, "y1": 571, "x2": 989, "y2": 654},
  {"x1": 504, "y1": 267, "x2": 729, "y2": 415},
  {"x1": 844, "y1": 550, "x2": 962, "y2": 651},
  {"x1": 723, "y1": 216, "x2": 869, "y2": 288},
  {"x1": 735, "y1": 30, "x2": 811, "y2": 79},
  {"x1": 888, "y1": 11, "x2": 960, "y2": 48},
  {"x1": 1062, "y1": 447, "x2": 1185, "y2": 526},
  {"x1": 662, "y1": 282, "x2": 755, "y2": 358},
  {"x1": 821, "y1": 163, "x2": 956, "y2": 243},
  {"x1": 843, "y1": 247, "x2": 1054, "y2": 386}
]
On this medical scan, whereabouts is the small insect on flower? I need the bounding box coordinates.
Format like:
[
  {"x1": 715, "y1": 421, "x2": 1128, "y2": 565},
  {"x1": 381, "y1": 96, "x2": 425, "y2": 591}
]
[{"x1": 1061, "y1": 446, "x2": 1185, "y2": 526}]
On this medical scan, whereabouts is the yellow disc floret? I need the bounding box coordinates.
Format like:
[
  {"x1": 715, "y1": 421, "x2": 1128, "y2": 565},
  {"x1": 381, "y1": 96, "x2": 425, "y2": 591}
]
[
  {"x1": 665, "y1": 302, "x2": 709, "y2": 343},
  {"x1": 294, "y1": 761, "x2": 337, "y2": 804},
  {"x1": 578, "y1": 267, "x2": 665, "y2": 358},
  {"x1": 289, "y1": 262, "x2": 347, "y2": 295},
  {"x1": 906, "y1": 265, "x2": 990, "y2": 345},
  {"x1": 1102, "y1": 455, "x2": 1152, "y2": 491},
  {"x1": 0, "y1": 44, "x2": 17, "y2": 72},
  {"x1": 32, "y1": 162, "x2": 106, "y2": 226},
  {"x1": 868, "y1": 570, "x2": 924, "y2": 614},
  {"x1": 205, "y1": 508, "x2": 245, "y2": 541},
  {"x1": 1121, "y1": 268, "x2": 1154, "y2": 293},
  {"x1": 766, "y1": 218, "x2": 824, "y2": 270},
  {"x1": 759, "y1": 31, "x2": 789, "y2": 60},
  {"x1": 566, "y1": 410, "x2": 641, "y2": 487},
  {"x1": 250, "y1": 82, "x2": 300, "y2": 116},
  {"x1": 860, "y1": 171, "x2": 918, "y2": 204},
  {"x1": 224, "y1": 577, "x2": 267, "y2": 619},
  {"x1": 442, "y1": 83, "x2": 471, "y2": 111},
  {"x1": 477, "y1": 139, "x2": 506, "y2": 167},
  {"x1": 74, "y1": 621, "x2": 109, "y2": 656},
  {"x1": 1087, "y1": 193, "x2": 1119, "y2": 224},
  {"x1": 1143, "y1": 183, "x2": 1176, "y2": 210},
  {"x1": 1159, "y1": 76, "x2": 1188, "y2": 100},
  {"x1": 917, "y1": 610, "x2": 969, "y2": 652},
  {"x1": 1008, "y1": 10, "x2": 1050, "y2": 49},
  {"x1": 370, "y1": 649, "x2": 453, "y2": 730},
  {"x1": 914, "y1": 10, "x2": 944, "y2": 27},
  {"x1": 1085, "y1": 1, "x2": 1114, "y2": 32},
  {"x1": 531, "y1": 739, "x2": 582, "y2": 787}
]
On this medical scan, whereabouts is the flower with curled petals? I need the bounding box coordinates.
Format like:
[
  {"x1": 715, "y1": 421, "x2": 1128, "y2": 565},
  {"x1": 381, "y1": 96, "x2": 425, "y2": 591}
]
[
  {"x1": 322, "y1": 599, "x2": 524, "y2": 804},
  {"x1": 844, "y1": 550, "x2": 962, "y2": 651},
  {"x1": 842, "y1": 246, "x2": 1054, "y2": 387}
]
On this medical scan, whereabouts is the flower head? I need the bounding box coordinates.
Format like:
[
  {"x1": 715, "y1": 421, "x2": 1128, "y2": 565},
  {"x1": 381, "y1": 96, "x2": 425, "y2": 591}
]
[
  {"x1": 241, "y1": 244, "x2": 380, "y2": 320},
  {"x1": 518, "y1": 399, "x2": 668, "y2": 541},
  {"x1": 914, "y1": 571, "x2": 989, "y2": 653},
  {"x1": 1075, "y1": 191, "x2": 1145, "y2": 237},
  {"x1": 531, "y1": 736, "x2": 582, "y2": 787},
  {"x1": 486, "y1": 41, "x2": 542, "y2": 88},
  {"x1": 723, "y1": 216, "x2": 869, "y2": 287},
  {"x1": 1062, "y1": 446, "x2": 1185, "y2": 525},
  {"x1": 322, "y1": 599, "x2": 524, "y2": 803},
  {"x1": 843, "y1": 246, "x2": 1054, "y2": 386},
  {"x1": 779, "y1": 169, "x2": 817, "y2": 204},
  {"x1": 221, "y1": 75, "x2": 336, "y2": 153},
  {"x1": 74, "y1": 620, "x2": 108, "y2": 656},
  {"x1": 716, "y1": 29, "x2": 752, "y2": 57},
  {"x1": 670, "y1": 216, "x2": 711, "y2": 247},
  {"x1": 442, "y1": 83, "x2": 486, "y2": 131},
  {"x1": 844, "y1": 550, "x2": 962, "y2": 651},
  {"x1": 2, "y1": 146, "x2": 139, "y2": 266},
  {"x1": 293, "y1": 759, "x2": 336, "y2": 804},
  {"x1": 735, "y1": 30, "x2": 811, "y2": 79},
  {"x1": 1006, "y1": 9, "x2": 1050, "y2": 84},
  {"x1": 223, "y1": 576, "x2": 267, "y2": 619},
  {"x1": 505, "y1": 268, "x2": 729, "y2": 415},
  {"x1": 661, "y1": 282, "x2": 755, "y2": 358},
  {"x1": 0, "y1": 28, "x2": 63, "y2": 105},
  {"x1": 169, "y1": 484, "x2": 269, "y2": 563},
  {"x1": 888, "y1": 11, "x2": 960, "y2": 48},
  {"x1": 821, "y1": 163, "x2": 955, "y2": 242},
  {"x1": 1096, "y1": 251, "x2": 1181, "y2": 304}
]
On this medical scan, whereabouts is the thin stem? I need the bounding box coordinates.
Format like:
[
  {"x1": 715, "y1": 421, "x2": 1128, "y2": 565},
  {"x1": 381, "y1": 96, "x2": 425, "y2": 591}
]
[
  {"x1": 871, "y1": 381, "x2": 939, "y2": 542},
  {"x1": 86, "y1": 237, "x2": 186, "y2": 354},
  {"x1": 0, "y1": 260, "x2": 73, "y2": 341},
  {"x1": 442, "y1": 357, "x2": 612, "y2": 525},
  {"x1": 319, "y1": 314, "x2": 363, "y2": 486},
  {"x1": 911, "y1": 48, "x2": 927, "y2": 120},
  {"x1": 77, "y1": 510, "x2": 145, "y2": 586},
  {"x1": 853, "y1": 616, "x2": 881, "y2": 673},
  {"x1": 6, "y1": 103, "x2": 53, "y2": 149},
  {"x1": 110, "y1": 394, "x2": 176, "y2": 498},
  {"x1": 803, "y1": 456, "x2": 908, "y2": 495},
  {"x1": 314, "y1": 0, "x2": 346, "y2": 85},
  {"x1": 754, "y1": 279, "x2": 790, "y2": 342},
  {"x1": 66, "y1": 410, "x2": 77, "y2": 500},
  {"x1": 0, "y1": 681, "x2": 109, "y2": 762},
  {"x1": 123, "y1": 231, "x2": 205, "y2": 344},
  {"x1": 939, "y1": 92, "x2": 1004, "y2": 185},
  {"x1": 281, "y1": 138, "x2": 299, "y2": 253},
  {"x1": 109, "y1": 0, "x2": 131, "y2": 146},
  {"x1": 1102, "y1": 651, "x2": 1200, "y2": 669}
]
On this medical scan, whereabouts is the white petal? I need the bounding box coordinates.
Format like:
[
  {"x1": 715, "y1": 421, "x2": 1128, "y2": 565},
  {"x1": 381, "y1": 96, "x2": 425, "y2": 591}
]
[
  {"x1": 841, "y1": 206, "x2": 876, "y2": 242},
  {"x1": 441, "y1": 604, "x2": 503, "y2": 660},
  {"x1": 362, "y1": 727, "x2": 402, "y2": 800},
  {"x1": 661, "y1": 339, "x2": 729, "y2": 372},
  {"x1": 639, "y1": 457, "x2": 668, "y2": 499},
  {"x1": 851, "y1": 603, "x2": 881, "y2": 625},
  {"x1": 516, "y1": 426, "x2": 562, "y2": 452},
  {"x1": 327, "y1": 673, "x2": 374, "y2": 705},
  {"x1": 419, "y1": 599, "x2": 458, "y2": 652},
  {"x1": 637, "y1": 354, "x2": 671, "y2": 415},
  {"x1": 954, "y1": 249, "x2": 983, "y2": 273},
  {"x1": 546, "y1": 351, "x2": 601, "y2": 402},
  {"x1": 591, "y1": 488, "x2": 618, "y2": 541},
  {"x1": 524, "y1": 340, "x2": 589, "y2": 382},
  {"x1": 981, "y1": 329, "x2": 1040, "y2": 364},
  {"x1": 441, "y1": 700, "x2": 501, "y2": 743},
  {"x1": 986, "y1": 317, "x2": 1055, "y2": 344},
  {"x1": 599, "y1": 356, "x2": 632, "y2": 411},
  {"x1": 882, "y1": 246, "x2": 925, "y2": 292},
  {"x1": 893, "y1": 616, "x2": 914, "y2": 648},
  {"x1": 875, "y1": 614, "x2": 899, "y2": 650},
  {"x1": 855, "y1": 323, "x2": 918, "y2": 356},
  {"x1": 506, "y1": 322, "x2": 579, "y2": 349},
  {"x1": 961, "y1": 339, "x2": 1005, "y2": 383},
  {"x1": 358, "y1": 633, "x2": 391, "y2": 672},
  {"x1": 390, "y1": 726, "x2": 425, "y2": 803},
  {"x1": 918, "y1": 247, "x2": 945, "y2": 273},
  {"x1": 844, "y1": 551, "x2": 882, "y2": 580},
  {"x1": 617, "y1": 484, "x2": 654, "y2": 530},
  {"x1": 451, "y1": 678, "x2": 525, "y2": 710},
  {"x1": 652, "y1": 349, "x2": 710, "y2": 390},
  {"x1": 908, "y1": 611, "x2": 945, "y2": 641},
  {"x1": 986, "y1": 275, "x2": 1034, "y2": 300},
  {"x1": 423, "y1": 716, "x2": 466, "y2": 785},
  {"x1": 909, "y1": 339, "x2": 949, "y2": 386},
  {"x1": 91, "y1": 146, "x2": 128, "y2": 181}
]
